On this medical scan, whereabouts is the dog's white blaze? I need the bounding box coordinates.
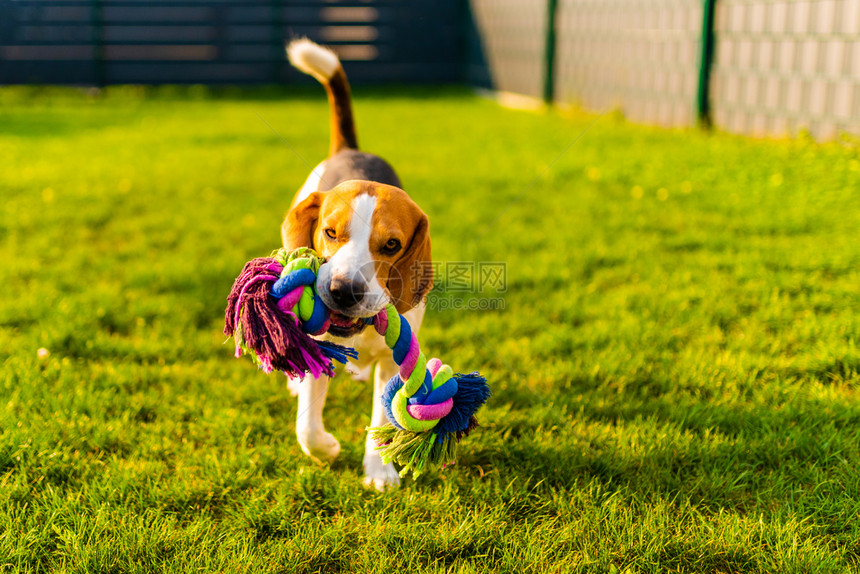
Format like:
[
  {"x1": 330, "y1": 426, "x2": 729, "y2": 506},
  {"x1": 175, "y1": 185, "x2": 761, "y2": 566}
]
[
  {"x1": 316, "y1": 193, "x2": 389, "y2": 316},
  {"x1": 348, "y1": 193, "x2": 376, "y2": 252}
]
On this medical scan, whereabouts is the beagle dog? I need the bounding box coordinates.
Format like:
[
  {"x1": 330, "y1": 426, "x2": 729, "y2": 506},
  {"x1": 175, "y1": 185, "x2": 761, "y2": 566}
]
[{"x1": 282, "y1": 39, "x2": 433, "y2": 489}]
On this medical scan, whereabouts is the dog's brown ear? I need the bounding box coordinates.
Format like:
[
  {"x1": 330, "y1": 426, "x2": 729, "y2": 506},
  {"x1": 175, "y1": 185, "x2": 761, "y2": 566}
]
[
  {"x1": 282, "y1": 192, "x2": 322, "y2": 250},
  {"x1": 388, "y1": 211, "x2": 432, "y2": 313}
]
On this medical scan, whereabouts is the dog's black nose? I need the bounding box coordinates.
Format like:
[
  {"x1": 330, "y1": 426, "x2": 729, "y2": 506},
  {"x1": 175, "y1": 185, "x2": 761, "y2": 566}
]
[{"x1": 329, "y1": 277, "x2": 366, "y2": 308}]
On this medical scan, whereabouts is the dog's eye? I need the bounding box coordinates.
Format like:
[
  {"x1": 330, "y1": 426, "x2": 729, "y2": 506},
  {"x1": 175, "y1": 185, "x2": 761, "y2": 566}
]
[
  {"x1": 324, "y1": 228, "x2": 337, "y2": 240},
  {"x1": 381, "y1": 238, "x2": 401, "y2": 255}
]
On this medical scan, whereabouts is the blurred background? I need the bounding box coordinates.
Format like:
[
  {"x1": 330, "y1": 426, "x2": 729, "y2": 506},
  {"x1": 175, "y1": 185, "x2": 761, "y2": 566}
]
[{"x1": 2, "y1": 0, "x2": 860, "y2": 140}]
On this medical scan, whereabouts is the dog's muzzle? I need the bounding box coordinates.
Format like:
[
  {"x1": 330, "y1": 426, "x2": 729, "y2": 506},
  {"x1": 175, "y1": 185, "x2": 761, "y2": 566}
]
[{"x1": 328, "y1": 277, "x2": 366, "y2": 308}]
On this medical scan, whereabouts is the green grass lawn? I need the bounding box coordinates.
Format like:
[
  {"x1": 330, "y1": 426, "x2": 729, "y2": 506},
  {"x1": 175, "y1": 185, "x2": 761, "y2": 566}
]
[{"x1": 1, "y1": 84, "x2": 860, "y2": 573}]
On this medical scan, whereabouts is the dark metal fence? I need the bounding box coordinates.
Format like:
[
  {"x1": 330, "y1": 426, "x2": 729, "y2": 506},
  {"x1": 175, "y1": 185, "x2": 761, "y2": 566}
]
[{"x1": 0, "y1": 0, "x2": 463, "y2": 85}]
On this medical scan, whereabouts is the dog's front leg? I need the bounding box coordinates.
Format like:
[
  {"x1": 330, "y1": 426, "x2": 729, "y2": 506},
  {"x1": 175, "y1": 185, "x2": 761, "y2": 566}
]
[
  {"x1": 363, "y1": 359, "x2": 402, "y2": 490},
  {"x1": 295, "y1": 372, "x2": 340, "y2": 464}
]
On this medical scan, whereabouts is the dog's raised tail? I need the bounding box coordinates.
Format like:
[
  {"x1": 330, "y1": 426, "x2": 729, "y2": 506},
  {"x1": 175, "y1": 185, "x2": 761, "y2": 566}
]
[{"x1": 286, "y1": 38, "x2": 358, "y2": 156}]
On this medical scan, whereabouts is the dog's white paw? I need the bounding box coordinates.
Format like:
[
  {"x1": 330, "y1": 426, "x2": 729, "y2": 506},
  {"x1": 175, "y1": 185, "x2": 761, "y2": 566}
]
[
  {"x1": 286, "y1": 376, "x2": 301, "y2": 397},
  {"x1": 297, "y1": 429, "x2": 340, "y2": 464},
  {"x1": 362, "y1": 452, "x2": 400, "y2": 491}
]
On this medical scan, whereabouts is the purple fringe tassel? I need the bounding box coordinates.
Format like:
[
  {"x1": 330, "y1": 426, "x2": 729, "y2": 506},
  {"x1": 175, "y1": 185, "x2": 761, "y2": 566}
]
[{"x1": 224, "y1": 257, "x2": 336, "y2": 378}]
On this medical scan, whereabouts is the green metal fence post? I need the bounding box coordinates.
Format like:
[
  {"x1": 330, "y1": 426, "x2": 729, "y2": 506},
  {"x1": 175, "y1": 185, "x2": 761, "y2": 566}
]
[
  {"x1": 697, "y1": 0, "x2": 717, "y2": 127},
  {"x1": 543, "y1": 0, "x2": 559, "y2": 104}
]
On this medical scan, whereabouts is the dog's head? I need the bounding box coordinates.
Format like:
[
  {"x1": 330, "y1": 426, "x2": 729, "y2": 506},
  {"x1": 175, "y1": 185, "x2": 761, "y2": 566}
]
[{"x1": 282, "y1": 180, "x2": 432, "y2": 337}]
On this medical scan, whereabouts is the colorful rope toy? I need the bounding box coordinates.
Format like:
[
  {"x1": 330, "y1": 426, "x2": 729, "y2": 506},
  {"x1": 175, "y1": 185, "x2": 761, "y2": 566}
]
[{"x1": 224, "y1": 247, "x2": 490, "y2": 477}]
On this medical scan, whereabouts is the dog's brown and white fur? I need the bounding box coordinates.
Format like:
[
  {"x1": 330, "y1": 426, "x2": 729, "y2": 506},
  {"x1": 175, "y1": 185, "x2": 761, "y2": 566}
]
[{"x1": 282, "y1": 39, "x2": 433, "y2": 489}]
